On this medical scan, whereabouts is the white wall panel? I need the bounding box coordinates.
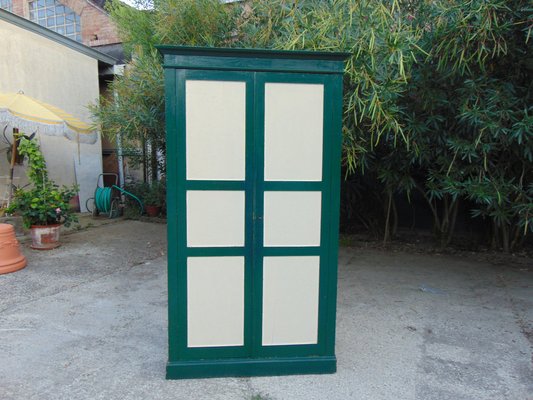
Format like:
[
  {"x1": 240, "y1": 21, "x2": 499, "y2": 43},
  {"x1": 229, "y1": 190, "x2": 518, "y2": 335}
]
[
  {"x1": 263, "y1": 191, "x2": 321, "y2": 247},
  {"x1": 187, "y1": 190, "x2": 245, "y2": 247},
  {"x1": 187, "y1": 257, "x2": 245, "y2": 347},
  {"x1": 186, "y1": 80, "x2": 246, "y2": 180},
  {"x1": 262, "y1": 256, "x2": 320, "y2": 345},
  {"x1": 264, "y1": 83, "x2": 324, "y2": 181}
]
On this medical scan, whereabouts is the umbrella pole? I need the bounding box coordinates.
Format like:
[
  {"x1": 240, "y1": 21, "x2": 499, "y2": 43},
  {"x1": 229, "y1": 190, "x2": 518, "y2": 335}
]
[{"x1": 7, "y1": 128, "x2": 18, "y2": 206}]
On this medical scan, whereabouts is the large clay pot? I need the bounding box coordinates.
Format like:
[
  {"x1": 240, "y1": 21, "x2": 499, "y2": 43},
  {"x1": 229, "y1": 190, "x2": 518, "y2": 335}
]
[
  {"x1": 0, "y1": 223, "x2": 27, "y2": 274},
  {"x1": 30, "y1": 224, "x2": 61, "y2": 250}
]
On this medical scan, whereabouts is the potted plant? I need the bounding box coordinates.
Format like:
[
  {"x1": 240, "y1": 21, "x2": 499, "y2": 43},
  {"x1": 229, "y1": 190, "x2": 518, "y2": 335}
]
[
  {"x1": 144, "y1": 180, "x2": 165, "y2": 217},
  {"x1": 6, "y1": 136, "x2": 78, "y2": 249}
]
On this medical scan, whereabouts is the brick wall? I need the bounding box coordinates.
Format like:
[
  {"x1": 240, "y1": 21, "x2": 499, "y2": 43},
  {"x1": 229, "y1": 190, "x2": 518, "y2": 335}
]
[
  {"x1": 11, "y1": 0, "x2": 24, "y2": 16},
  {"x1": 79, "y1": 2, "x2": 121, "y2": 46},
  {"x1": 9, "y1": 0, "x2": 121, "y2": 46}
]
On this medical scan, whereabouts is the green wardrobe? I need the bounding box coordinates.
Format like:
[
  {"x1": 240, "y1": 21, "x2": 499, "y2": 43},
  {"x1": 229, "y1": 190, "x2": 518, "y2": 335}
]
[{"x1": 159, "y1": 46, "x2": 347, "y2": 379}]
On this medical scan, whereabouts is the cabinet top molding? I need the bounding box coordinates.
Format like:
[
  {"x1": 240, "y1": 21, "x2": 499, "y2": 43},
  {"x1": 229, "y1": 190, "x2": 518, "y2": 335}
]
[{"x1": 157, "y1": 45, "x2": 350, "y2": 74}]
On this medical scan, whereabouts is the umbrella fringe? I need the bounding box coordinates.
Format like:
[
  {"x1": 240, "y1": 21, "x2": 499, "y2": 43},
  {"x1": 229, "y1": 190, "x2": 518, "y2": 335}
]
[{"x1": 0, "y1": 110, "x2": 97, "y2": 144}]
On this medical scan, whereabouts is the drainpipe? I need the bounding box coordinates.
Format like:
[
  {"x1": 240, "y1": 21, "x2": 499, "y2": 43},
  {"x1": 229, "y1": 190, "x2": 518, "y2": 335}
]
[
  {"x1": 7, "y1": 128, "x2": 18, "y2": 206},
  {"x1": 113, "y1": 64, "x2": 126, "y2": 189},
  {"x1": 116, "y1": 128, "x2": 125, "y2": 189}
]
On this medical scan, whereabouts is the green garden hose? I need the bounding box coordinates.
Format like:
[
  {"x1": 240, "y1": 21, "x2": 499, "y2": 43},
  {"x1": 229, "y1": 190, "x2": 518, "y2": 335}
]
[
  {"x1": 94, "y1": 187, "x2": 112, "y2": 214},
  {"x1": 111, "y1": 185, "x2": 144, "y2": 215},
  {"x1": 90, "y1": 185, "x2": 144, "y2": 217}
]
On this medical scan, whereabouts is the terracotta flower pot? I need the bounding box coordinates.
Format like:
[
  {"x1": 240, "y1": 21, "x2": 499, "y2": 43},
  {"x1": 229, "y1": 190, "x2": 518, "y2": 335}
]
[
  {"x1": 69, "y1": 195, "x2": 80, "y2": 212},
  {"x1": 30, "y1": 224, "x2": 61, "y2": 250},
  {"x1": 0, "y1": 223, "x2": 27, "y2": 274},
  {"x1": 145, "y1": 205, "x2": 161, "y2": 217}
]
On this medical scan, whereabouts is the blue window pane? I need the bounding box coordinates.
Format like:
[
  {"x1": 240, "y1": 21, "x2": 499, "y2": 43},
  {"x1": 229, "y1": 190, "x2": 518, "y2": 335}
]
[
  {"x1": 0, "y1": 0, "x2": 11, "y2": 11},
  {"x1": 29, "y1": 0, "x2": 82, "y2": 41}
]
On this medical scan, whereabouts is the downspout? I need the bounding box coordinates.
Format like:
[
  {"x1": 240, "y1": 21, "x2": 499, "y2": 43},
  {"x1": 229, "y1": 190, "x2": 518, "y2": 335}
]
[{"x1": 113, "y1": 64, "x2": 126, "y2": 189}]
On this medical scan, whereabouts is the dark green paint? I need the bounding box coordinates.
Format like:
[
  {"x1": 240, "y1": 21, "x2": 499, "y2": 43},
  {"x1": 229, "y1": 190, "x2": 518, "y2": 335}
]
[
  {"x1": 157, "y1": 45, "x2": 349, "y2": 60},
  {"x1": 160, "y1": 46, "x2": 347, "y2": 379},
  {"x1": 185, "y1": 181, "x2": 246, "y2": 190},
  {"x1": 263, "y1": 181, "x2": 323, "y2": 191},
  {"x1": 166, "y1": 356, "x2": 336, "y2": 379},
  {"x1": 157, "y1": 45, "x2": 348, "y2": 74}
]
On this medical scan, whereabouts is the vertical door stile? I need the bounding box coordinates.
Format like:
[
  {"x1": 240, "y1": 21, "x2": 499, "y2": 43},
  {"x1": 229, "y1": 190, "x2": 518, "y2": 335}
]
[
  {"x1": 174, "y1": 68, "x2": 188, "y2": 357},
  {"x1": 317, "y1": 75, "x2": 334, "y2": 351},
  {"x1": 166, "y1": 67, "x2": 180, "y2": 361},
  {"x1": 324, "y1": 74, "x2": 344, "y2": 355},
  {"x1": 251, "y1": 71, "x2": 265, "y2": 356},
  {"x1": 243, "y1": 73, "x2": 255, "y2": 354}
]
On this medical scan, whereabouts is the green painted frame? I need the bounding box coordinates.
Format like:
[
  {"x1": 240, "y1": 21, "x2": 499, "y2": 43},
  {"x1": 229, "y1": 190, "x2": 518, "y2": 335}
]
[{"x1": 160, "y1": 46, "x2": 347, "y2": 379}]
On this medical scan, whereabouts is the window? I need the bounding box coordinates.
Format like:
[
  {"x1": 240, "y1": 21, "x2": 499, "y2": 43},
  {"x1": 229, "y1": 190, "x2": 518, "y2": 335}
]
[
  {"x1": 0, "y1": 0, "x2": 12, "y2": 12},
  {"x1": 29, "y1": 0, "x2": 81, "y2": 42}
]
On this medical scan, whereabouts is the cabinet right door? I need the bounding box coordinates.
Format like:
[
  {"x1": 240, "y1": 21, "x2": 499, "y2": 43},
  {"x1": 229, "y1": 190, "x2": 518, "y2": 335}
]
[{"x1": 252, "y1": 73, "x2": 337, "y2": 356}]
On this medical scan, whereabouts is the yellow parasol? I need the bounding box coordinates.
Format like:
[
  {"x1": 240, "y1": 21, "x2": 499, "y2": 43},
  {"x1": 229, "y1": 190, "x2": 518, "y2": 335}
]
[{"x1": 0, "y1": 91, "x2": 97, "y2": 144}]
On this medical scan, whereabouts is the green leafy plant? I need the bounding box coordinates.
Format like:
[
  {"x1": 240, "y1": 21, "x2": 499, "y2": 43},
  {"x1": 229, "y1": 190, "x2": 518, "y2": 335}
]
[
  {"x1": 123, "y1": 179, "x2": 166, "y2": 215},
  {"x1": 144, "y1": 180, "x2": 166, "y2": 208},
  {"x1": 6, "y1": 136, "x2": 78, "y2": 228}
]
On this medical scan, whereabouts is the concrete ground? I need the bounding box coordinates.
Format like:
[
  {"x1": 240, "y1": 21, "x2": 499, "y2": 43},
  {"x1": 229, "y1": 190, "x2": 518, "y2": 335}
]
[{"x1": 0, "y1": 220, "x2": 531, "y2": 400}]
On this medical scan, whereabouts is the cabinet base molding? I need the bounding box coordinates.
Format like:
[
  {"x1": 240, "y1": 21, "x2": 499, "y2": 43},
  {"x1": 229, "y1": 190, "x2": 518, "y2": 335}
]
[{"x1": 166, "y1": 355, "x2": 336, "y2": 379}]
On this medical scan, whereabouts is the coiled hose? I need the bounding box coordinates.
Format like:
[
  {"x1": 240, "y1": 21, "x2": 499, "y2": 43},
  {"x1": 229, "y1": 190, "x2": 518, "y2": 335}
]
[
  {"x1": 94, "y1": 187, "x2": 113, "y2": 214},
  {"x1": 89, "y1": 185, "x2": 143, "y2": 217}
]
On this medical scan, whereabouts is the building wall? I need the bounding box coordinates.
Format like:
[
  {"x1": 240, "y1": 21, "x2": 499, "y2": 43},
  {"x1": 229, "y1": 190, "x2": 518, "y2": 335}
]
[
  {"x1": 8, "y1": 0, "x2": 120, "y2": 46},
  {"x1": 0, "y1": 17, "x2": 102, "y2": 211}
]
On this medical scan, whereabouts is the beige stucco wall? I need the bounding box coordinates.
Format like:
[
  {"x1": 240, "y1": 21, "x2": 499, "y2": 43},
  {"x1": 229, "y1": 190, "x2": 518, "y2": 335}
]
[{"x1": 0, "y1": 18, "x2": 102, "y2": 211}]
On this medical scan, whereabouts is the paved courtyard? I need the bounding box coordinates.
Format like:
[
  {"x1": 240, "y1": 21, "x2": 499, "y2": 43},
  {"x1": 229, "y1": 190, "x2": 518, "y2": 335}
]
[{"x1": 0, "y1": 220, "x2": 531, "y2": 399}]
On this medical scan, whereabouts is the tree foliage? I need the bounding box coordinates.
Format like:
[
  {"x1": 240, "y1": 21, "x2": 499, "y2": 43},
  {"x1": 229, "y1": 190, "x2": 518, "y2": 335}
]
[
  {"x1": 400, "y1": 0, "x2": 533, "y2": 250},
  {"x1": 239, "y1": 0, "x2": 426, "y2": 171},
  {"x1": 91, "y1": 0, "x2": 533, "y2": 250}
]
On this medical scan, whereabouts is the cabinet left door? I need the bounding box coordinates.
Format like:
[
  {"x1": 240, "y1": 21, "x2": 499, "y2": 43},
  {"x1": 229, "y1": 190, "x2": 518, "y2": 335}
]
[{"x1": 167, "y1": 69, "x2": 255, "y2": 361}]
